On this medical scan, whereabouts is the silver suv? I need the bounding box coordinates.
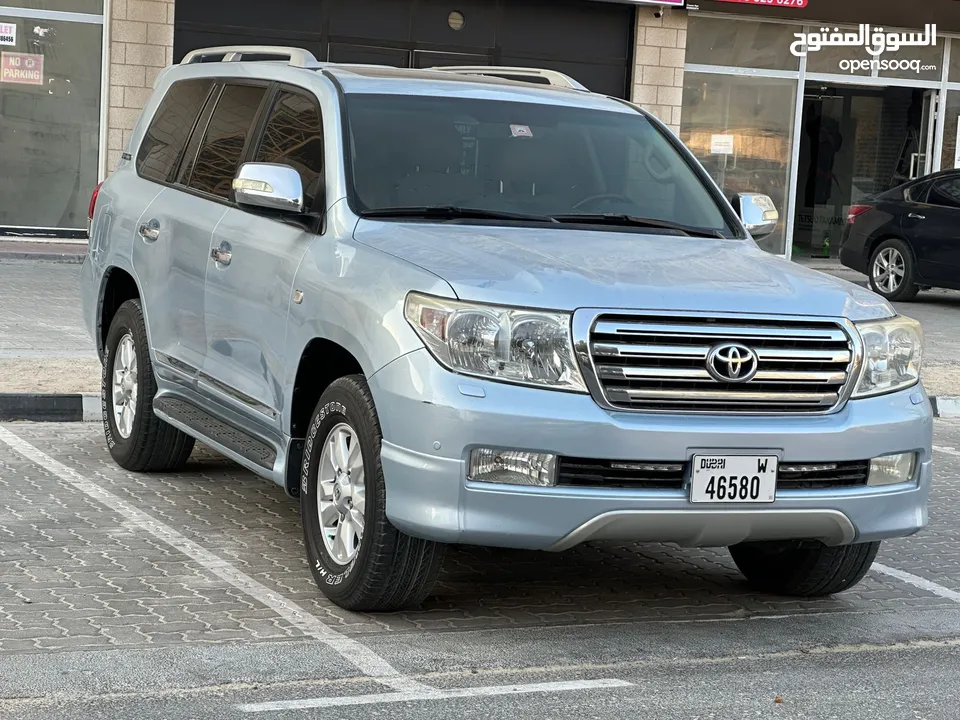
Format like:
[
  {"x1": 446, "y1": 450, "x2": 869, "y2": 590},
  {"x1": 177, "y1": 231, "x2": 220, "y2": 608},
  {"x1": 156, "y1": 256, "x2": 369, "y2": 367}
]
[{"x1": 81, "y1": 46, "x2": 932, "y2": 612}]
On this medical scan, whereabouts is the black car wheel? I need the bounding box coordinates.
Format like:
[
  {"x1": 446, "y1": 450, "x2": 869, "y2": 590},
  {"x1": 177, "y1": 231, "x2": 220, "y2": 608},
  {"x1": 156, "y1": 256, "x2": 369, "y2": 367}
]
[{"x1": 869, "y1": 238, "x2": 919, "y2": 301}]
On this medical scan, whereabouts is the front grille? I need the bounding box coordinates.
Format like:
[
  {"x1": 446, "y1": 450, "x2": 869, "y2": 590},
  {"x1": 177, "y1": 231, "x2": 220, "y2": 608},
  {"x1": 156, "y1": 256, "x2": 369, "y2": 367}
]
[
  {"x1": 589, "y1": 314, "x2": 855, "y2": 414},
  {"x1": 556, "y1": 457, "x2": 869, "y2": 490}
]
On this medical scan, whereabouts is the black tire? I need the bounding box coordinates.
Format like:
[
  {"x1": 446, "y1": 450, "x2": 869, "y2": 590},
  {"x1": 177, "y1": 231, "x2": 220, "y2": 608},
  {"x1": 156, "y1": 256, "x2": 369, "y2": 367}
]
[
  {"x1": 868, "y1": 238, "x2": 920, "y2": 301},
  {"x1": 729, "y1": 540, "x2": 881, "y2": 597},
  {"x1": 102, "y1": 299, "x2": 195, "y2": 472},
  {"x1": 301, "y1": 375, "x2": 445, "y2": 612}
]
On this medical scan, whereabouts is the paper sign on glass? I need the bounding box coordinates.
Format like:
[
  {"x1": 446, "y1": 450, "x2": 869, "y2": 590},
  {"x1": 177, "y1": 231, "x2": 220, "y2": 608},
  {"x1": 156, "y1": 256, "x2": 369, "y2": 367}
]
[
  {"x1": 1, "y1": 52, "x2": 43, "y2": 85},
  {"x1": 711, "y1": 134, "x2": 735, "y2": 155},
  {"x1": 0, "y1": 22, "x2": 15, "y2": 46}
]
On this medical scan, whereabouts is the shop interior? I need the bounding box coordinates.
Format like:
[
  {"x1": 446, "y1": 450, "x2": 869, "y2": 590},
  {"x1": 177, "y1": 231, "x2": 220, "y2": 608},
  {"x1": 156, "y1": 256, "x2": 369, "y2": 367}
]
[{"x1": 792, "y1": 83, "x2": 935, "y2": 258}]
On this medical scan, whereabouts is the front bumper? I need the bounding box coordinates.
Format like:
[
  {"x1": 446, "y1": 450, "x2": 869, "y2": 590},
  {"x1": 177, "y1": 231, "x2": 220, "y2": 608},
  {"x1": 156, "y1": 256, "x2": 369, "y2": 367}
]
[{"x1": 369, "y1": 349, "x2": 933, "y2": 551}]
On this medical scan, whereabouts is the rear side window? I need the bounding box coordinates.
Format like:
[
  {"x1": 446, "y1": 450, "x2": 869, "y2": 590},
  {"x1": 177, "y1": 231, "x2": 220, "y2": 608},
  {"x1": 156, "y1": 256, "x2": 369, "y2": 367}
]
[
  {"x1": 187, "y1": 83, "x2": 269, "y2": 198},
  {"x1": 136, "y1": 79, "x2": 214, "y2": 183},
  {"x1": 254, "y1": 90, "x2": 325, "y2": 210}
]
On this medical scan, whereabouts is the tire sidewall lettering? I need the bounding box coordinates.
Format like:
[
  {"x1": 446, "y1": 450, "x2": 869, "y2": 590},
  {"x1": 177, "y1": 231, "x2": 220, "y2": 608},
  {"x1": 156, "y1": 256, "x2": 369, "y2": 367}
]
[
  {"x1": 101, "y1": 342, "x2": 117, "y2": 449},
  {"x1": 303, "y1": 398, "x2": 358, "y2": 585}
]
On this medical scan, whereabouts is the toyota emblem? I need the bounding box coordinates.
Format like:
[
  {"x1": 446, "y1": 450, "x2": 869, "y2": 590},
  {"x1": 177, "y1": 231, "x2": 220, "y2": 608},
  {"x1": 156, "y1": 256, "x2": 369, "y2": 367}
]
[{"x1": 706, "y1": 343, "x2": 759, "y2": 383}]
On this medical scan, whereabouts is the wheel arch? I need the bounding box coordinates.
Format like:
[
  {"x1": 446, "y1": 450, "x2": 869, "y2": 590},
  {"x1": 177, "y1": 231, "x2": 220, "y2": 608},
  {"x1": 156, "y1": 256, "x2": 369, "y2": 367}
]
[{"x1": 97, "y1": 267, "x2": 142, "y2": 362}]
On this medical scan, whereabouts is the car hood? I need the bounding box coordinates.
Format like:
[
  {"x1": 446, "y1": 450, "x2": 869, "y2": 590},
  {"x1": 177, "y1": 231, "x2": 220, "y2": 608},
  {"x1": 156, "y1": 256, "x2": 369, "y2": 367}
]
[{"x1": 353, "y1": 220, "x2": 894, "y2": 321}]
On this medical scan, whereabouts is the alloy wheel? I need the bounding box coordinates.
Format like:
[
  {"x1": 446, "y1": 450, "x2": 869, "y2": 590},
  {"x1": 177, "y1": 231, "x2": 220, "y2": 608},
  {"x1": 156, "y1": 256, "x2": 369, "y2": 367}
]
[
  {"x1": 873, "y1": 247, "x2": 905, "y2": 294},
  {"x1": 111, "y1": 333, "x2": 139, "y2": 439},
  {"x1": 317, "y1": 422, "x2": 366, "y2": 565}
]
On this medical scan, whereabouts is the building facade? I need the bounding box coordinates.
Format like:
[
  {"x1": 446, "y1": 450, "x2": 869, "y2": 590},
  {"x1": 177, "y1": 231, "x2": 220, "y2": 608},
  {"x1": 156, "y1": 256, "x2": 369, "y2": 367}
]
[{"x1": 3, "y1": 0, "x2": 960, "y2": 262}]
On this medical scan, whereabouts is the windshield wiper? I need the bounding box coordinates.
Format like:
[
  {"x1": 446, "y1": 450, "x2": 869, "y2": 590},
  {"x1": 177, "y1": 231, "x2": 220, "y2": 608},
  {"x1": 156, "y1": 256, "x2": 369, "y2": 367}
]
[
  {"x1": 549, "y1": 213, "x2": 726, "y2": 239},
  {"x1": 360, "y1": 205, "x2": 558, "y2": 223}
]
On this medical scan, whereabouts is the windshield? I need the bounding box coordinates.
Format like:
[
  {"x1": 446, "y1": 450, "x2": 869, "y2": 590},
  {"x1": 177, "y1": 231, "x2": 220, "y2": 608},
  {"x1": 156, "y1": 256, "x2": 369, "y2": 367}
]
[{"x1": 343, "y1": 93, "x2": 739, "y2": 237}]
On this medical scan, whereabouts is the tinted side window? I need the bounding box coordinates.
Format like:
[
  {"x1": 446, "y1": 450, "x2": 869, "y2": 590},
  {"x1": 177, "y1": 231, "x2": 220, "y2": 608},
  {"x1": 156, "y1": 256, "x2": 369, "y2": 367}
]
[
  {"x1": 188, "y1": 83, "x2": 268, "y2": 198},
  {"x1": 136, "y1": 79, "x2": 214, "y2": 183},
  {"x1": 254, "y1": 90, "x2": 325, "y2": 210},
  {"x1": 927, "y1": 178, "x2": 960, "y2": 209}
]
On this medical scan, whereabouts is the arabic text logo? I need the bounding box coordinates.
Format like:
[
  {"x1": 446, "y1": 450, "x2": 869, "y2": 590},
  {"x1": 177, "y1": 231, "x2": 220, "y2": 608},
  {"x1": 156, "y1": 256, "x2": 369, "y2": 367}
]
[{"x1": 790, "y1": 24, "x2": 937, "y2": 58}]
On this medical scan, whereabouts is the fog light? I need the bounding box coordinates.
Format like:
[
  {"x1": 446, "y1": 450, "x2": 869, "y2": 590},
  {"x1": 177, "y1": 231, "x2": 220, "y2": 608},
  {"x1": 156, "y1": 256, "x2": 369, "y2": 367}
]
[
  {"x1": 868, "y1": 453, "x2": 917, "y2": 486},
  {"x1": 468, "y1": 448, "x2": 557, "y2": 487}
]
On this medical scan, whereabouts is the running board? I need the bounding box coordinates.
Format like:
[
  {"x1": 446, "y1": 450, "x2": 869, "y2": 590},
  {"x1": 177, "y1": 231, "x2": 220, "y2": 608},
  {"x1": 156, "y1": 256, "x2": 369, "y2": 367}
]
[{"x1": 153, "y1": 396, "x2": 277, "y2": 471}]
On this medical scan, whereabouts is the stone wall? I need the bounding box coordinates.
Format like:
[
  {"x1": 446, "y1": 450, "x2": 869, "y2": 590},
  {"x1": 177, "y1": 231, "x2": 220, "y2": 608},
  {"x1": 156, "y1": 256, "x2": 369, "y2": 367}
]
[
  {"x1": 631, "y1": 6, "x2": 687, "y2": 134},
  {"x1": 106, "y1": 0, "x2": 175, "y2": 171}
]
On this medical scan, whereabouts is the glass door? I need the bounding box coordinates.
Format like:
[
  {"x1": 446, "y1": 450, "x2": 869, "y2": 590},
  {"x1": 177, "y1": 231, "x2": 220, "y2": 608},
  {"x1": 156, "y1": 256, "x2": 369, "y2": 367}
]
[{"x1": 916, "y1": 90, "x2": 938, "y2": 178}]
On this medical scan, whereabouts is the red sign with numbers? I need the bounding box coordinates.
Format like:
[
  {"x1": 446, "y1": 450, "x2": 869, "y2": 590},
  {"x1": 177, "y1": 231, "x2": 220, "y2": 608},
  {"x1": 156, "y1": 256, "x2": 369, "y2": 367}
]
[{"x1": 712, "y1": 0, "x2": 809, "y2": 7}]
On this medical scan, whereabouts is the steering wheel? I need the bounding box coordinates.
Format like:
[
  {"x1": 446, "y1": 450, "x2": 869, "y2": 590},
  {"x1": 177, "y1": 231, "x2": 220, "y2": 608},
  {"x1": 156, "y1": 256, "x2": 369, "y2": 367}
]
[{"x1": 572, "y1": 193, "x2": 634, "y2": 211}]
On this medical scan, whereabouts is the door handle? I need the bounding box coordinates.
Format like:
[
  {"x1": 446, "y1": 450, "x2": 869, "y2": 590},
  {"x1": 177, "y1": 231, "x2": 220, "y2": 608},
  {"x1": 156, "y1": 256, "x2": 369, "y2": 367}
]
[
  {"x1": 908, "y1": 213, "x2": 926, "y2": 220},
  {"x1": 138, "y1": 218, "x2": 161, "y2": 242},
  {"x1": 210, "y1": 242, "x2": 232, "y2": 266}
]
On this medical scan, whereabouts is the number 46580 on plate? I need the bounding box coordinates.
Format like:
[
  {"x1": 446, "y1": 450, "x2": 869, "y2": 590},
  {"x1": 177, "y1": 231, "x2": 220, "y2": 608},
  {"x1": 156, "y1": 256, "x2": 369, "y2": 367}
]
[{"x1": 690, "y1": 455, "x2": 778, "y2": 504}]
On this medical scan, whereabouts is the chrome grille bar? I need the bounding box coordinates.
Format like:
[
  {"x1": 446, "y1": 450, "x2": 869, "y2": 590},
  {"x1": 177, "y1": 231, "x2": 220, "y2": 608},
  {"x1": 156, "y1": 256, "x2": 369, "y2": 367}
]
[{"x1": 586, "y1": 313, "x2": 856, "y2": 414}]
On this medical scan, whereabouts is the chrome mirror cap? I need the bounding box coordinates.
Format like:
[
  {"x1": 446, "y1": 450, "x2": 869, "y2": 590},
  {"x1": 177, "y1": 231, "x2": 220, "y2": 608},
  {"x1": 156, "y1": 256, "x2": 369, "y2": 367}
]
[
  {"x1": 734, "y1": 192, "x2": 779, "y2": 240},
  {"x1": 233, "y1": 162, "x2": 305, "y2": 213}
]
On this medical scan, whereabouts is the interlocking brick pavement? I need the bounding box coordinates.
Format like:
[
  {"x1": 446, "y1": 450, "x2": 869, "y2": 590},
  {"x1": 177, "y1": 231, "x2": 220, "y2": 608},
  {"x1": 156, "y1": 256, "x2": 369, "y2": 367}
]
[{"x1": 2, "y1": 421, "x2": 957, "y2": 656}]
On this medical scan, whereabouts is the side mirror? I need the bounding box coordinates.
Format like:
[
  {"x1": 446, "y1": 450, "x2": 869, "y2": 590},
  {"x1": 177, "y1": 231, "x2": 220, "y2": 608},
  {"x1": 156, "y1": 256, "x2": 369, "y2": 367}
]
[
  {"x1": 732, "y1": 193, "x2": 779, "y2": 240},
  {"x1": 232, "y1": 162, "x2": 304, "y2": 214}
]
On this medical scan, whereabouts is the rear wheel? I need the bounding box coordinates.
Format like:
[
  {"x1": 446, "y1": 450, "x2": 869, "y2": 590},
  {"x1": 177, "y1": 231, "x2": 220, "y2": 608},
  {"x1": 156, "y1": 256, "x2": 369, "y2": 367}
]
[
  {"x1": 301, "y1": 375, "x2": 445, "y2": 611},
  {"x1": 102, "y1": 299, "x2": 195, "y2": 472},
  {"x1": 729, "y1": 540, "x2": 880, "y2": 597},
  {"x1": 869, "y1": 238, "x2": 919, "y2": 301}
]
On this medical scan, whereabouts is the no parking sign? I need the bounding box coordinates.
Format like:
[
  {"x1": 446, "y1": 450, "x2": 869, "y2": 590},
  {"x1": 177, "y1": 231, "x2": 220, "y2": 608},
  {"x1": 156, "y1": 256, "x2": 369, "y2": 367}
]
[{"x1": 1, "y1": 52, "x2": 44, "y2": 85}]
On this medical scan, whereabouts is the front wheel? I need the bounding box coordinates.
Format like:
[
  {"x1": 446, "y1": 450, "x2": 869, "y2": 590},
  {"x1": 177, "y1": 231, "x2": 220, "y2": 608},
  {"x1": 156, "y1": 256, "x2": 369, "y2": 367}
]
[
  {"x1": 301, "y1": 375, "x2": 445, "y2": 611},
  {"x1": 729, "y1": 540, "x2": 880, "y2": 597}
]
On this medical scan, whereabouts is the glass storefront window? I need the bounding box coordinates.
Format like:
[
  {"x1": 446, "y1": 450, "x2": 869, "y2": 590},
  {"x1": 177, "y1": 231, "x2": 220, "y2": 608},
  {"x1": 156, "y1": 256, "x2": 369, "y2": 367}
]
[
  {"x1": 680, "y1": 72, "x2": 797, "y2": 255},
  {"x1": 939, "y1": 91, "x2": 960, "y2": 172},
  {"x1": 686, "y1": 15, "x2": 802, "y2": 71},
  {"x1": 950, "y1": 42, "x2": 960, "y2": 83},
  {"x1": 0, "y1": 13, "x2": 101, "y2": 229},
  {"x1": 3, "y1": 1, "x2": 103, "y2": 14}
]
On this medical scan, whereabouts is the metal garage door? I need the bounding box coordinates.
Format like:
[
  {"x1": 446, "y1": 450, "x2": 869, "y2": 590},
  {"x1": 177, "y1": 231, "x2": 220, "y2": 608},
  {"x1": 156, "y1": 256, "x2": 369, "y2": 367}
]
[{"x1": 174, "y1": 0, "x2": 635, "y2": 98}]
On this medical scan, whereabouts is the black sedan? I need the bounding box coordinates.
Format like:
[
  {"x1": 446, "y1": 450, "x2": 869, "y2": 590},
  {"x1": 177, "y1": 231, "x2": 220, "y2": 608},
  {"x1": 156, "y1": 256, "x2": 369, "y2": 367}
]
[{"x1": 839, "y1": 169, "x2": 960, "y2": 301}]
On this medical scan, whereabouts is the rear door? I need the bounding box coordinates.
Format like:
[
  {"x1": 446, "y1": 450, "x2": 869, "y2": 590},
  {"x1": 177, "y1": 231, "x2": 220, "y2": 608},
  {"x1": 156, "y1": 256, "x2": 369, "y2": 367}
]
[
  {"x1": 901, "y1": 174, "x2": 960, "y2": 283},
  {"x1": 131, "y1": 77, "x2": 223, "y2": 377},
  {"x1": 201, "y1": 85, "x2": 324, "y2": 425}
]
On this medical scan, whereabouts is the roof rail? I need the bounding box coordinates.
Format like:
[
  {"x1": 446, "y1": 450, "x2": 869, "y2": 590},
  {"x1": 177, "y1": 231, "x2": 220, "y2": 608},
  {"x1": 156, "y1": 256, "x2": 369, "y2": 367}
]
[
  {"x1": 432, "y1": 65, "x2": 588, "y2": 91},
  {"x1": 180, "y1": 45, "x2": 318, "y2": 68}
]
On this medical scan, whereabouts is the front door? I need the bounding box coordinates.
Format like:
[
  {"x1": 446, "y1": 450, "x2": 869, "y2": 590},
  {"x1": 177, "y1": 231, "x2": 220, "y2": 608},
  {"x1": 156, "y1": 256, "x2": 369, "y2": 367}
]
[
  {"x1": 202, "y1": 86, "x2": 325, "y2": 426},
  {"x1": 902, "y1": 174, "x2": 960, "y2": 284}
]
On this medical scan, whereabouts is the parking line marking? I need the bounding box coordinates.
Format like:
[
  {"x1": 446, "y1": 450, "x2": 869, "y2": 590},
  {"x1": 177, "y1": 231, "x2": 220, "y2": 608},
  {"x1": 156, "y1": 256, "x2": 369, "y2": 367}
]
[
  {"x1": 236, "y1": 679, "x2": 633, "y2": 712},
  {"x1": 0, "y1": 426, "x2": 427, "y2": 694},
  {"x1": 873, "y1": 563, "x2": 960, "y2": 604}
]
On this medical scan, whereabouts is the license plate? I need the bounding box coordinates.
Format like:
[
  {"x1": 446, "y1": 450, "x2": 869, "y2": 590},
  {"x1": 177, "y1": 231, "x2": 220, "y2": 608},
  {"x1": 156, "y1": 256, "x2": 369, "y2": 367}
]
[{"x1": 690, "y1": 455, "x2": 778, "y2": 504}]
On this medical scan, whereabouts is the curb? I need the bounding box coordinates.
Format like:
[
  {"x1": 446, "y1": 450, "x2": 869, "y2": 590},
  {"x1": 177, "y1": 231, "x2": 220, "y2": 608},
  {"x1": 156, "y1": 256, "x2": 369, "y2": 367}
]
[
  {"x1": 2, "y1": 393, "x2": 960, "y2": 422},
  {"x1": 0, "y1": 251, "x2": 86, "y2": 264},
  {"x1": 0, "y1": 394, "x2": 100, "y2": 422}
]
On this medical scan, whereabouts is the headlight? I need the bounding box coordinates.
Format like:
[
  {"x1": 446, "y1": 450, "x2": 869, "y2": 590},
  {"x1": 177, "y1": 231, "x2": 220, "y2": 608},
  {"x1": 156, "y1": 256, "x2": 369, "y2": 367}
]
[
  {"x1": 404, "y1": 292, "x2": 587, "y2": 392},
  {"x1": 853, "y1": 316, "x2": 923, "y2": 398}
]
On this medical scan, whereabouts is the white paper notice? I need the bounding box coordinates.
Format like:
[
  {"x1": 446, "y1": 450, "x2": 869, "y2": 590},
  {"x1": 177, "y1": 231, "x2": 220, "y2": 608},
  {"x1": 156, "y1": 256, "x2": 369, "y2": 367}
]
[
  {"x1": 955, "y1": 119, "x2": 960, "y2": 169},
  {"x1": 0, "y1": 23, "x2": 16, "y2": 46},
  {"x1": 711, "y1": 134, "x2": 735, "y2": 155}
]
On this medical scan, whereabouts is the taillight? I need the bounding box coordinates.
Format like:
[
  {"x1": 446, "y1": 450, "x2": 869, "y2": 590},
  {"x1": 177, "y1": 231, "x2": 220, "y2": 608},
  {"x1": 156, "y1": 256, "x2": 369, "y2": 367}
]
[
  {"x1": 847, "y1": 205, "x2": 871, "y2": 224},
  {"x1": 87, "y1": 181, "x2": 104, "y2": 234}
]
